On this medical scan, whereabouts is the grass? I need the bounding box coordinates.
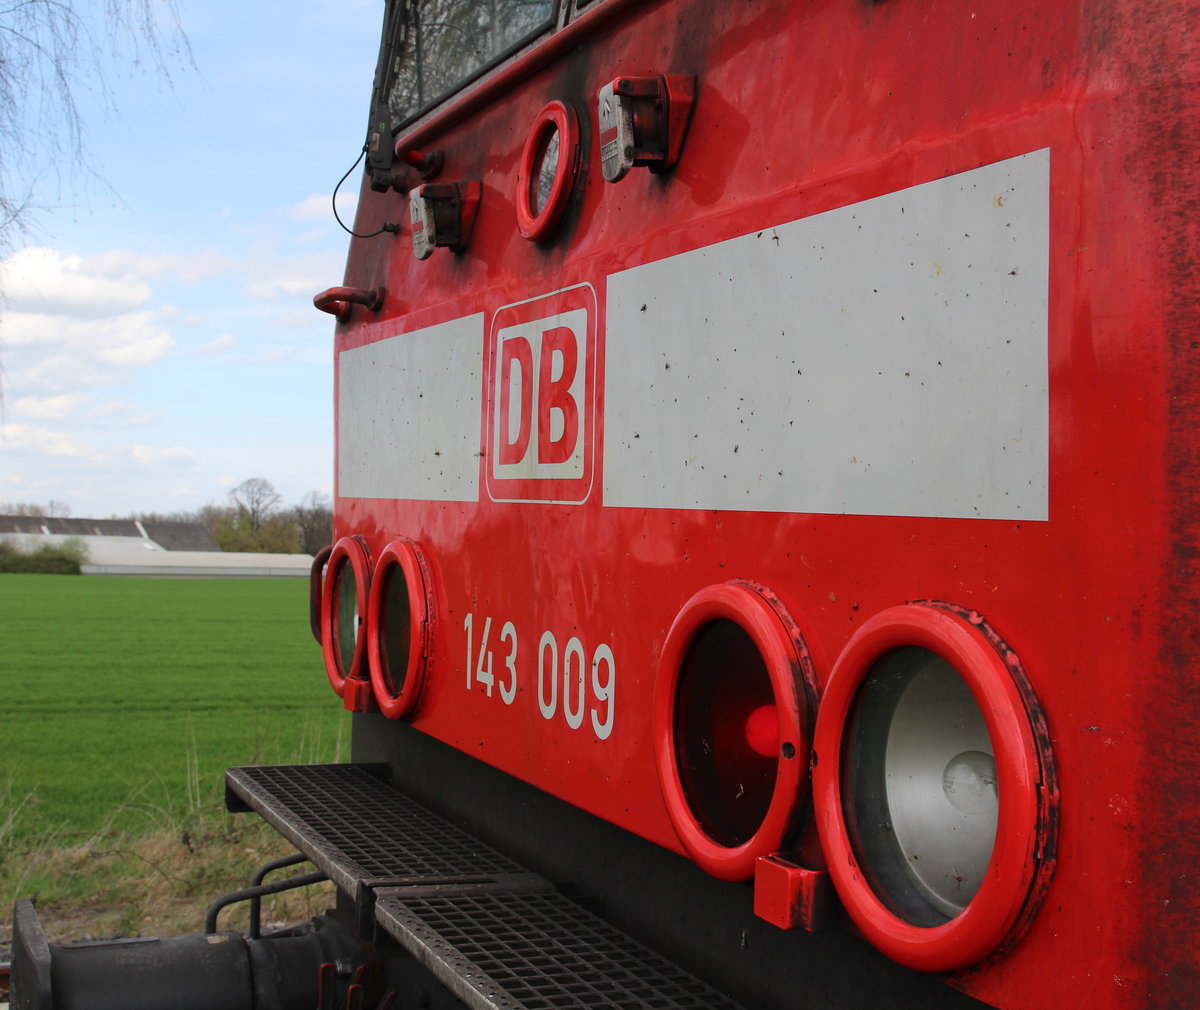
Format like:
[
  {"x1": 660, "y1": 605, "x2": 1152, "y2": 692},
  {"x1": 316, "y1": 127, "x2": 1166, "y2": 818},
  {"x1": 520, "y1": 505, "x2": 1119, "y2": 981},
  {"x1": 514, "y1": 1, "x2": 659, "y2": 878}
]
[{"x1": 0, "y1": 573, "x2": 349, "y2": 951}]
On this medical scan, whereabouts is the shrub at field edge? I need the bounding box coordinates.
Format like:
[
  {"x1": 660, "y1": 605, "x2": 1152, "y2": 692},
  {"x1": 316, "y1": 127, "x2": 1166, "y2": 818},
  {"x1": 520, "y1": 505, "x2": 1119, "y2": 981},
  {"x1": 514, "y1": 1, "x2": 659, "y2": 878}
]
[{"x1": 0, "y1": 536, "x2": 88, "y2": 575}]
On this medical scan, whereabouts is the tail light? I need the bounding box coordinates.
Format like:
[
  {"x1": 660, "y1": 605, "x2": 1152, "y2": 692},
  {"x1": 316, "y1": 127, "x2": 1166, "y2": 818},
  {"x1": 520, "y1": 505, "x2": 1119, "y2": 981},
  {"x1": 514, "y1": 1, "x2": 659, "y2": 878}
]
[
  {"x1": 367, "y1": 539, "x2": 436, "y2": 720},
  {"x1": 812, "y1": 603, "x2": 1057, "y2": 971},
  {"x1": 654, "y1": 582, "x2": 817, "y2": 881},
  {"x1": 321, "y1": 537, "x2": 372, "y2": 707}
]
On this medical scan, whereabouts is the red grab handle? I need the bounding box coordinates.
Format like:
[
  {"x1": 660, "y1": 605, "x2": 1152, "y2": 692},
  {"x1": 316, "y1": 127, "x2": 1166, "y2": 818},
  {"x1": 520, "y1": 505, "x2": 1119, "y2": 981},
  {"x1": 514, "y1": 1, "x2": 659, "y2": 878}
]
[
  {"x1": 313, "y1": 286, "x2": 384, "y2": 322},
  {"x1": 309, "y1": 544, "x2": 333, "y2": 645}
]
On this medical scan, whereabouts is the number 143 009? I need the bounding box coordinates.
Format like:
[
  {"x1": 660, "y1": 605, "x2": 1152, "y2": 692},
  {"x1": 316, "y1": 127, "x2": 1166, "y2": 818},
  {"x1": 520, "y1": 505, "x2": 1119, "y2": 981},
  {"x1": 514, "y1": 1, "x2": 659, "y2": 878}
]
[{"x1": 463, "y1": 612, "x2": 615, "y2": 740}]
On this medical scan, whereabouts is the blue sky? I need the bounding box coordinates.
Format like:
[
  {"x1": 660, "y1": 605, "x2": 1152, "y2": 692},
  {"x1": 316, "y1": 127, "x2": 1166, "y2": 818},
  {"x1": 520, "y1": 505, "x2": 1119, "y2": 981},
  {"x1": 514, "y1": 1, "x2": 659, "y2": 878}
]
[{"x1": 0, "y1": 1, "x2": 382, "y2": 517}]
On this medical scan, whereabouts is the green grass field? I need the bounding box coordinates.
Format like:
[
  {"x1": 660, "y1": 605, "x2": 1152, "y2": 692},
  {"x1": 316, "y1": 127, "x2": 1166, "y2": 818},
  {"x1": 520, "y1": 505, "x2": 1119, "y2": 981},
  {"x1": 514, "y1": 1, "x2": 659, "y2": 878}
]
[{"x1": 0, "y1": 573, "x2": 348, "y2": 850}]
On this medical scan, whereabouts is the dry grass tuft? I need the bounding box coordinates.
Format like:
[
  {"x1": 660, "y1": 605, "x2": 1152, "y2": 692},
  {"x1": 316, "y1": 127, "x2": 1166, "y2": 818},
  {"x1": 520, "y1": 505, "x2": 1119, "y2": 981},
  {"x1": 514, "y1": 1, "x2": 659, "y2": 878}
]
[{"x1": 1, "y1": 811, "x2": 336, "y2": 960}]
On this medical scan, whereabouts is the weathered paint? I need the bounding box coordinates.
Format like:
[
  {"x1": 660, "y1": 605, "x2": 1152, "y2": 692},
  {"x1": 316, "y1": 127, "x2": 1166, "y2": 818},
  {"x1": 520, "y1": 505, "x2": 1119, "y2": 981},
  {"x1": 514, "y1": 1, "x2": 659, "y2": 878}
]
[
  {"x1": 338, "y1": 314, "x2": 484, "y2": 502},
  {"x1": 320, "y1": 0, "x2": 1200, "y2": 1005},
  {"x1": 604, "y1": 150, "x2": 1049, "y2": 520}
]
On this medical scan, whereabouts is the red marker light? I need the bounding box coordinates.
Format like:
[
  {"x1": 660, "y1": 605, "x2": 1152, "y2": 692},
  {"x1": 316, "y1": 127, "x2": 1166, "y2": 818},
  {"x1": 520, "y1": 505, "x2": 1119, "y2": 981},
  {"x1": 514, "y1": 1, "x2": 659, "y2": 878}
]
[
  {"x1": 653, "y1": 583, "x2": 815, "y2": 881},
  {"x1": 745, "y1": 704, "x2": 779, "y2": 758}
]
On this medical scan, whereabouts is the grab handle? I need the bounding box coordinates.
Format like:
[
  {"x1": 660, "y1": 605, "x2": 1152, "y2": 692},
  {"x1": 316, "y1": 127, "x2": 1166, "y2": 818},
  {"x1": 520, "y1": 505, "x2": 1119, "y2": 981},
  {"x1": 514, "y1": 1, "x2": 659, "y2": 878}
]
[
  {"x1": 313, "y1": 286, "x2": 384, "y2": 322},
  {"x1": 309, "y1": 545, "x2": 333, "y2": 644}
]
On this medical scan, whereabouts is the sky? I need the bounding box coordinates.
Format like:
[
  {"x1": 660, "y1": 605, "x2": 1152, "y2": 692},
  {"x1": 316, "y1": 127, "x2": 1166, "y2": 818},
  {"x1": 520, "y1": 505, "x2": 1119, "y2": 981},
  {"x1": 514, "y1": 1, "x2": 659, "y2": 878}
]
[{"x1": 0, "y1": 0, "x2": 383, "y2": 518}]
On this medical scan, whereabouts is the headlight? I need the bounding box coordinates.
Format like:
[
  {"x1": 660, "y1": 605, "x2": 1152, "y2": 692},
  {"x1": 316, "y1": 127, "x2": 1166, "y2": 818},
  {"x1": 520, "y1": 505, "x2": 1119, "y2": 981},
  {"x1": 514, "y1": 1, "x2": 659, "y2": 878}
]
[
  {"x1": 844, "y1": 646, "x2": 998, "y2": 923},
  {"x1": 813, "y1": 603, "x2": 1057, "y2": 971},
  {"x1": 367, "y1": 539, "x2": 435, "y2": 720},
  {"x1": 321, "y1": 536, "x2": 372, "y2": 702},
  {"x1": 654, "y1": 582, "x2": 817, "y2": 881}
]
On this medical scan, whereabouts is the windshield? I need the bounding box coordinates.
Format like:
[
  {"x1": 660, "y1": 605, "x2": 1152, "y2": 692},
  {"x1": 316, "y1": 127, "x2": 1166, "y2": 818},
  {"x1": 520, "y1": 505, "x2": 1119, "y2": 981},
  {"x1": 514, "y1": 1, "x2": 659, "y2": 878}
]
[{"x1": 379, "y1": 0, "x2": 558, "y2": 129}]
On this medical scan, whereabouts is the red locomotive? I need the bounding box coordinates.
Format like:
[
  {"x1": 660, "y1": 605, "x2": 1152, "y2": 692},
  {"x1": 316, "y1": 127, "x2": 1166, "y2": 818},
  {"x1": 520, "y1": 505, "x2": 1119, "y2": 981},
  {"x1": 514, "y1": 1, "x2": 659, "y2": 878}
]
[{"x1": 14, "y1": 1, "x2": 1200, "y2": 1008}]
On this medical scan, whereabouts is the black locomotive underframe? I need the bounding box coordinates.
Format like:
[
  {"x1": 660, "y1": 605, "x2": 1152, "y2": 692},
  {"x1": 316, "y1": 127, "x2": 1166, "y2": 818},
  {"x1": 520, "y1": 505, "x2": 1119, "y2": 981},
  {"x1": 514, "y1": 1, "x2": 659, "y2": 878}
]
[{"x1": 341, "y1": 715, "x2": 990, "y2": 1010}]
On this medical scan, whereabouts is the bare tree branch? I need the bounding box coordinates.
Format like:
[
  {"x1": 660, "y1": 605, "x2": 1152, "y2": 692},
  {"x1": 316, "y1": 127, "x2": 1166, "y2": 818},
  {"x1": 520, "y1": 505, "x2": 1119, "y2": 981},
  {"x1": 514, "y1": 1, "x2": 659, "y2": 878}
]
[{"x1": 0, "y1": 0, "x2": 193, "y2": 255}]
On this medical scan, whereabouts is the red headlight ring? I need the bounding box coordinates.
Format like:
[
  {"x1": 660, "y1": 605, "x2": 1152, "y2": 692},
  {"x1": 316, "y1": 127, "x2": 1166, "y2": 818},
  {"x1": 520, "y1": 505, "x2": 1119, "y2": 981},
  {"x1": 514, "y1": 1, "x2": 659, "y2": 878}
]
[
  {"x1": 367, "y1": 539, "x2": 434, "y2": 720},
  {"x1": 654, "y1": 581, "x2": 815, "y2": 882},
  {"x1": 320, "y1": 536, "x2": 372, "y2": 698},
  {"x1": 516, "y1": 101, "x2": 581, "y2": 242},
  {"x1": 812, "y1": 603, "x2": 1054, "y2": 972}
]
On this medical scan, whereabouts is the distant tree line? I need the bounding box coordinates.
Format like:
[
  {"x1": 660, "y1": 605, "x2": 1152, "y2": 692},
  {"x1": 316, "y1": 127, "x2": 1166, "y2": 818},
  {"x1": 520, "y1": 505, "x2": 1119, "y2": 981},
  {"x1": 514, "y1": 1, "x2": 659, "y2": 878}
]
[
  {"x1": 2, "y1": 479, "x2": 333, "y2": 555},
  {"x1": 141, "y1": 479, "x2": 334, "y2": 555},
  {"x1": 0, "y1": 500, "x2": 73, "y2": 517}
]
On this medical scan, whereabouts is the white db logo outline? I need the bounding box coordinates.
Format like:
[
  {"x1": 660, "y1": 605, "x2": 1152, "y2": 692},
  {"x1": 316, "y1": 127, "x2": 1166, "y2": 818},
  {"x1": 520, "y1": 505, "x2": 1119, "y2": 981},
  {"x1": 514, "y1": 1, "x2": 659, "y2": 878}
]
[{"x1": 485, "y1": 283, "x2": 597, "y2": 504}]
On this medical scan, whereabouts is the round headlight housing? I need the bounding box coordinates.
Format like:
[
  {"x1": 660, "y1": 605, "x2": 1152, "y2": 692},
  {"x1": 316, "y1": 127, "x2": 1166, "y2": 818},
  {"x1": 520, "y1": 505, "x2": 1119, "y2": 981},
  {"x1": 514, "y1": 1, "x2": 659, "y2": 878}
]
[
  {"x1": 320, "y1": 536, "x2": 372, "y2": 696},
  {"x1": 367, "y1": 539, "x2": 435, "y2": 720},
  {"x1": 654, "y1": 582, "x2": 817, "y2": 881},
  {"x1": 813, "y1": 603, "x2": 1056, "y2": 971}
]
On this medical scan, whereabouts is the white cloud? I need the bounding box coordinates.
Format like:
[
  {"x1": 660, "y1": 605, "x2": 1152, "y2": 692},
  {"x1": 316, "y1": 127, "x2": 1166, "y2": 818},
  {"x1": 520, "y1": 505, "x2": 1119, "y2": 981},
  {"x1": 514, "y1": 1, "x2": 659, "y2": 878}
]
[
  {"x1": 1, "y1": 423, "x2": 103, "y2": 460},
  {"x1": 163, "y1": 250, "x2": 235, "y2": 284},
  {"x1": 9, "y1": 393, "x2": 87, "y2": 420},
  {"x1": 0, "y1": 247, "x2": 152, "y2": 318},
  {"x1": 81, "y1": 249, "x2": 162, "y2": 278},
  {"x1": 0, "y1": 472, "x2": 58, "y2": 497},
  {"x1": 240, "y1": 249, "x2": 345, "y2": 301},
  {"x1": 241, "y1": 275, "x2": 321, "y2": 300},
  {"x1": 288, "y1": 192, "x2": 357, "y2": 223},
  {"x1": 85, "y1": 401, "x2": 162, "y2": 426},
  {"x1": 130, "y1": 445, "x2": 196, "y2": 466},
  {"x1": 1, "y1": 422, "x2": 196, "y2": 467},
  {"x1": 2, "y1": 310, "x2": 174, "y2": 384},
  {"x1": 122, "y1": 412, "x2": 165, "y2": 428},
  {"x1": 242, "y1": 281, "x2": 289, "y2": 300},
  {"x1": 20, "y1": 355, "x2": 120, "y2": 394},
  {"x1": 87, "y1": 399, "x2": 138, "y2": 419},
  {"x1": 256, "y1": 347, "x2": 293, "y2": 365},
  {"x1": 197, "y1": 333, "x2": 236, "y2": 355},
  {"x1": 88, "y1": 313, "x2": 175, "y2": 366},
  {"x1": 0, "y1": 312, "x2": 68, "y2": 348},
  {"x1": 81, "y1": 248, "x2": 234, "y2": 284}
]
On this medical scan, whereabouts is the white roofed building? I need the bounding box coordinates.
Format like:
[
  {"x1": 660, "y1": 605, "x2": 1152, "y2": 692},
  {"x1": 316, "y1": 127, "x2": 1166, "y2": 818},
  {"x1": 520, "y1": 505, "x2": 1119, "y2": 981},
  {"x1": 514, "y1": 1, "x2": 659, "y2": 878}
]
[{"x1": 0, "y1": 516, "x2": 312, "y2": 577}]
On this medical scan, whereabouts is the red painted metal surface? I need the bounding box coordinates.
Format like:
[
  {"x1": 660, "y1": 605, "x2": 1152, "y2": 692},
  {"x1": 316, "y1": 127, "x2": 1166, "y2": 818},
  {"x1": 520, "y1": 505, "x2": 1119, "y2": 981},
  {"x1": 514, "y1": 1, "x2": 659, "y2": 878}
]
[
  {"x1": 313, "y1": 286, "x2": 383, "y2": 323},
  {"x1": 320, "y1": 0, "x2": 1200, "y2": 1005},
  {"x1": 753, "y1": 853, "x2": 837, "y2": 934}
]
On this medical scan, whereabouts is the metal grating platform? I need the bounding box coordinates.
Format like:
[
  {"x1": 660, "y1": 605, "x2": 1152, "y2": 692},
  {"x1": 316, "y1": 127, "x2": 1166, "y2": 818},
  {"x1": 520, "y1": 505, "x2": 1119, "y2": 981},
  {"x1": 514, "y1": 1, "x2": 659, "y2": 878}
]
[
  {"x1": 375, "y1": 891, "x2": 747, "y2": 1010},
  {"x1": 225, "y1": 764, "x2": 535, "y2": 900},
  {"x1": 226, "y1": 764, "x2": 747, "y2": 1010}
]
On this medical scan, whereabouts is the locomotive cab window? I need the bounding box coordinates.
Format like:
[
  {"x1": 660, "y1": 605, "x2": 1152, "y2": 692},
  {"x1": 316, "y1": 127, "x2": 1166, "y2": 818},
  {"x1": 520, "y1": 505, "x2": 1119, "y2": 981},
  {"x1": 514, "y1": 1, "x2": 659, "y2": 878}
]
[{"x1": 376, "y1": 0, "x2": 558, "y2": 130}]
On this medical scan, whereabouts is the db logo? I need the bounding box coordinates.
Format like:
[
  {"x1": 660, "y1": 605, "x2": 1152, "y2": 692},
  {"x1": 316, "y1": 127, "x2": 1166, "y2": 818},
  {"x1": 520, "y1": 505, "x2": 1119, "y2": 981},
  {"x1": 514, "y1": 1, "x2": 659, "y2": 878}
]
[{"x1": 486, "y1": 284, "x2": 597, "y2": 503}]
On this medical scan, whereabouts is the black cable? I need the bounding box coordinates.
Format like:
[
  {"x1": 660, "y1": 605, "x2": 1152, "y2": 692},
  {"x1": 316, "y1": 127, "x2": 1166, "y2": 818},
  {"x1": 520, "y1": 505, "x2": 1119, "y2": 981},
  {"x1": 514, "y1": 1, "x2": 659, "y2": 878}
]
[{"x1": 333, "y1": 147, "x2": 398, "y2": 238}]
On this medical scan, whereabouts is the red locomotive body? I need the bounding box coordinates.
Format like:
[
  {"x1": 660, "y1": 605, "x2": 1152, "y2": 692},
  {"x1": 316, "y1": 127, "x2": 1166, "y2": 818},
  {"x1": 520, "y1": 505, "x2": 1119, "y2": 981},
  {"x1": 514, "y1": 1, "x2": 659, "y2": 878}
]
[{"x1": 324, "y1": 1, "x2": 1199, "y2": 1006}]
